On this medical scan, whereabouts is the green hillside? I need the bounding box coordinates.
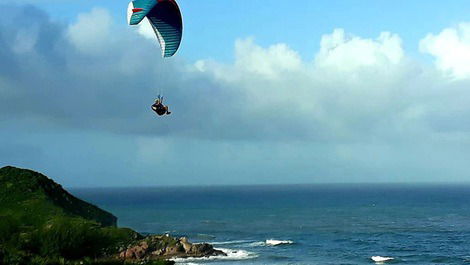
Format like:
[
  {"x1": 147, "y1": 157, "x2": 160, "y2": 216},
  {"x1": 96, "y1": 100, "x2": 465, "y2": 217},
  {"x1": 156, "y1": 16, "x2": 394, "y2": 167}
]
[
  {"x1": 0, "y1": 166, "x2": 116, "y2": 227},
  {"x1": 0, "y1": 166, "x2": 171, "y2": 265}
]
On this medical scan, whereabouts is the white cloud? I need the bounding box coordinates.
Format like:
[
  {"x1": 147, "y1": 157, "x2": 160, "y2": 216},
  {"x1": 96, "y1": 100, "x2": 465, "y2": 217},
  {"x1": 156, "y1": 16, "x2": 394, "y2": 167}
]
[
  {"x1": 12, "y1": 27, "x2": 39, "y2": 54},
  {"x1": 137, "y1": 18, "x2": 159, "y2": 42},
  {"x1": 4, "y1": 6, "x2": 470, "y2": 184},
  {"x1": 194, "y1": 38, "x2": 302, "y2": 81},
  {"x1": 191, "y1": 30, "x2": 418, "y2": 141},
  {"x1": 420, "y1": 23, "x2": 470, "y2": 79},
  {"x1": 315, "y1": 29, "x2": 404, "y2": 73},
  {"x1": 67, "y1": 8, "x2": 113, "y2": 54},
  {"x1": 234, "y1": 38, "x2": 303, "y2": 79},
  {"x1": 7, "y1": 15, "x2": 467, "y2": 143}
]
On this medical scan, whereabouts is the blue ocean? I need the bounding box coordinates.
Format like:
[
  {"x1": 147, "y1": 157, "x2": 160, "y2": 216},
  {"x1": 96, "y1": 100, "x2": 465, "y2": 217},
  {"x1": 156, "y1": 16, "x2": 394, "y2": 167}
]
[{"x1": 72, "y1": 184, "x2": 470, "y2": 265}]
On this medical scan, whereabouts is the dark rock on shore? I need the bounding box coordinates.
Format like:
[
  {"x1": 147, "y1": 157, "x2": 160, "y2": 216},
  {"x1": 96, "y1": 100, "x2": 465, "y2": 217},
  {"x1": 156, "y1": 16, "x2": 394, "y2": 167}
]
[{"x1": 119, "y1": 235, "x2": 226, "y2": 261}]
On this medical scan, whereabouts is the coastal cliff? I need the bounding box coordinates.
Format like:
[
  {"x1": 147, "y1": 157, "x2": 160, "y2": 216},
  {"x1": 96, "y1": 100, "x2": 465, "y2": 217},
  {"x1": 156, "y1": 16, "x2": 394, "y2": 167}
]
[{"x1": 0, "y1": 166, "x2": 223, "y2": 265}]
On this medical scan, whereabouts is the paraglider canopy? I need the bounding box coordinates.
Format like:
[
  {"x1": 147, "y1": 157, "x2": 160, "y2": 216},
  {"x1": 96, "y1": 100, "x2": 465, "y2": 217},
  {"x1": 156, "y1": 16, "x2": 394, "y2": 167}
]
[{"x1": 128, "y1": 0, "x2": 183, "y2": 58}]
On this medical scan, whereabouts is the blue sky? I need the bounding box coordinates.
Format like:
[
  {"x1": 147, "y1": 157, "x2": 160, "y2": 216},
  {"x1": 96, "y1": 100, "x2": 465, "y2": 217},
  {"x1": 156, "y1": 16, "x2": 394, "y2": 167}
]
[
  {"x1": 2, "y1": 0, "x2": 470, "y2": 187},
  {"x1": 23, "y1": 0, "x2": 470, "y2": 60}
]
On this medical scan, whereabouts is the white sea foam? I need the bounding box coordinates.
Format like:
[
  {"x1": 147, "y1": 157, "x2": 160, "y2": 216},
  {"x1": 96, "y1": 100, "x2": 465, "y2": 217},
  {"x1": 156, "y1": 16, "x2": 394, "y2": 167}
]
[
  {"x1": 371, "y1": 256, "x2": 394, "y2": 263},
  {"x1": 248, "y1": 241, "x2": 266, "y2": 247},
  {"x1": 265, "y1": 239, "x2": 294, "y2": 246},
  {"x1": 248, "y1": 239, "x2": 294, "y2": 247},
  {"x1": 171, "y1": 248, "x2": 257, "y2": 263}
]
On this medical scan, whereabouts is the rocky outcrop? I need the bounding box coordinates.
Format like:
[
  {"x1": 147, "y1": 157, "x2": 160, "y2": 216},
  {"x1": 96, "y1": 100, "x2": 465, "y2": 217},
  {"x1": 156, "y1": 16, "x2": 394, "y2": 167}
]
[{"x1": 119, "y1": 235, "x2": 225, "y2": 261}]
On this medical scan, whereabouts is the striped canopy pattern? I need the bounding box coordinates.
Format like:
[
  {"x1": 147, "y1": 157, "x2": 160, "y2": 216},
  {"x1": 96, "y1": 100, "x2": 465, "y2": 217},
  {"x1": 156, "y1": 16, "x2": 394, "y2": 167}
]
[{"x1": 147, "y1": 0, "x2": 183, "y2": 58}]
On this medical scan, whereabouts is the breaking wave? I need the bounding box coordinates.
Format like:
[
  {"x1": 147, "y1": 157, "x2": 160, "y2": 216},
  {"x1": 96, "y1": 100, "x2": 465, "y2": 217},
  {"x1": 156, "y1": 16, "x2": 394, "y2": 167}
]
[
  {"x1": 249, "y1": 239, "x2": 294, "y2": 247},
  {"x1": 172, "y1": 248, "x2": 258, "y2": 263},
  {"x1": 371, "y1": 256, "x2": 394, "y2": 263},
  {"x1": 266, "y1": 239, "x2": 294, "y2": 246}
]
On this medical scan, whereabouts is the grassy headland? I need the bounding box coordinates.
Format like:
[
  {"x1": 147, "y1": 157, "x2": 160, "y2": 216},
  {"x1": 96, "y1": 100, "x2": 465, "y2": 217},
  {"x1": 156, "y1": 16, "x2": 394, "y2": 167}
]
[{"x1": 0, "y1": 166, "x2": 172, "y2": 265}]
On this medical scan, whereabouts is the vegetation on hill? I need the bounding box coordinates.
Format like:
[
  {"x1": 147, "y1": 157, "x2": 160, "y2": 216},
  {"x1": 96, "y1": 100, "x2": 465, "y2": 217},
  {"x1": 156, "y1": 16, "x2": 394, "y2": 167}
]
[
  {"x1": 0, "y1": 166, "x2": 173, "y2": 265},
  {"x1": 0, "y1": 166, "x2": 116, "y2": 227}
]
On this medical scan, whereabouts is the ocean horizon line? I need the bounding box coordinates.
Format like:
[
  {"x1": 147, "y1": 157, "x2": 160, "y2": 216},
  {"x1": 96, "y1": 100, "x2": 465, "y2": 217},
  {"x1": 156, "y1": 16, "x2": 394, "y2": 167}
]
[{"x1": 68, "y1": 181, "x2": 470, "y2": 190}]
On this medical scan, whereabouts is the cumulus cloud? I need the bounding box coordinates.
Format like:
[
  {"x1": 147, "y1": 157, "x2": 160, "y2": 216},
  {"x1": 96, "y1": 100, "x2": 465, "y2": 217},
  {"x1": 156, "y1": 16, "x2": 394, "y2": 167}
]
[
  {"x1": 193, "y1": 30, "x2": 428, "y2": 142},
  {"x1": 2, "y1": 5, "x2": 470, "y2": 185},
  {"x1": 3, "y1": 4, "x2": 470, "y2": 143},
  {"x1": 234, "y1": 38, "x2": 303, "y2": 79},
  {"x1": 420, "y1": 23, "x2": 470, "y2": 79},
  {"x1": 1, "y1": 7, "x2": 466, "y2": 143},
  {"x1": 315, "y1": 29, "x2": 404, "y2": 72},
  {"x1": 12, "y1": 26, "x2": 39, "y2": 54},
  {"x1": 67, "y1": 8, "x2": 114, "y2": 54}
]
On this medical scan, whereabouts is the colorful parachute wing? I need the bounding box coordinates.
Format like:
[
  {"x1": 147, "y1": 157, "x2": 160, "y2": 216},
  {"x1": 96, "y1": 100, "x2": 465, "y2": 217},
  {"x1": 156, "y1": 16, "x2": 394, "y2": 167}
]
[
  {"x1": 128, "y1": 0, "x2": 157, "y2": 25},
  {"x1": 146, "y1": 0, "x2": 183, "y2": 58},
  {"x1": 128, "y1": 0, "x2": 183, "y2": 58}
]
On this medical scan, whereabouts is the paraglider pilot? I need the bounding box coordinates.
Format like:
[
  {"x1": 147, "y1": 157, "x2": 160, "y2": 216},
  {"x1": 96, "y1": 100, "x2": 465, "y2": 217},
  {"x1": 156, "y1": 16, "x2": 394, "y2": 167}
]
[{"x1": 151, "y1": 96, "x2": 171, "y2": 116}]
